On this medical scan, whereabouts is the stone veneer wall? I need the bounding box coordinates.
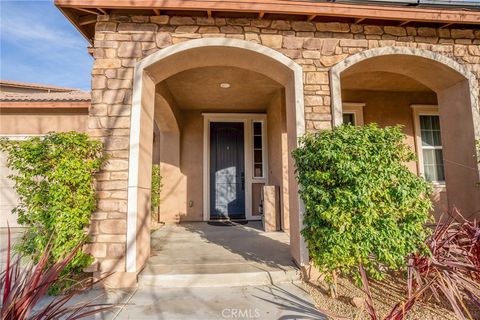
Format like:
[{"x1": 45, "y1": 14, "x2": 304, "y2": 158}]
[{"x1": 86, "y1": 14, "x2": 480, "y2": 278}]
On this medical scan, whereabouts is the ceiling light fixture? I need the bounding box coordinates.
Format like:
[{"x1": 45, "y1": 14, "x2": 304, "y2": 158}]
[{"x1": 220, "y1": 82, "x2": 231, "y2": 89}]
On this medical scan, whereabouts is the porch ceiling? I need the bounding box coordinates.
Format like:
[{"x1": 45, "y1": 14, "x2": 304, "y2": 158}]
[
  {"x1": 163, "y1": 66, "x2": 282, "y2": 111},
  {"x1": 341, "y1": 71, "x2": 433, "y2": 92},
  {"x1": 340, "y1": 54, "x2": 466, "y2": 91}
]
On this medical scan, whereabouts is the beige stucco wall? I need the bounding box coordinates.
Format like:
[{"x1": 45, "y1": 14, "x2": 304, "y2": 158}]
[
  {"x1": 342, "y1": 90, "x2": 438, "y2": 172},
  {"x1": 267, "y1": 89, "x2": 290, "y2": 232},
  {"x1": 158, "y1": 130, "x2": 185, "y2": 223},
  {"x1": 180, "y1": 110, "x2": 204, "y2": 221},
  {"x1": 437, "y1": 80, "x2": 479, "y2": 218},
  {"x1": 0, "y1": 108, "x2": 88, "y2": 134},
  {"x1": 152, "y1": 120, "x2": 160, "y2": 164},
  {"x1": 341, "y1": 89, "x2": 447, "y2": 217}
]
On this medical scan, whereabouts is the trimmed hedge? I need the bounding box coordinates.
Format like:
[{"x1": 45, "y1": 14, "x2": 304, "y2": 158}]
[{"x1": 293, "y1": 124, "x2": 432, "y2": 280}]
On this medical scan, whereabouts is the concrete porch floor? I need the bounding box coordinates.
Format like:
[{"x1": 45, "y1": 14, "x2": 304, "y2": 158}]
[{"x1": 139, "y1": 221, "x2": 300, "y2": 287}]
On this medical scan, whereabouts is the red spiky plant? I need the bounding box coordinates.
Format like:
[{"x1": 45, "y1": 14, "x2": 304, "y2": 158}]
[
  {"x1": 359, "y1": 262, "x2": 431, "y2": 320},
  {"x1": 410, "y1": 210, "x2": 480, "y2": 319},
  {"x1": 1, "y1": 227, "x2": 112, "y2": 320},
  {"x1": 360, "y1": 209, "x2": 480, "y2": 320},
  {"x1": 361, "y1": 141, "x2": 480, "y2": 319}
]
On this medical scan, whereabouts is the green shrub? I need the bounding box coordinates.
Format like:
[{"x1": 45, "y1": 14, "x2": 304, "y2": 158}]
[
  {"x1": 476, "y1": 140, "x2": 479, "y2": 188},
  {"x1": 0, "y1": 132, "x2": 107, "y2": 289},
  {"x1": 151, "y1": 164, "x2": 162, "y2": 212},
  {"x1": 292, "y1": 124, "x2": 432, "y2": 281},
  {"x1": 477, "y1": 140, "x2": 480, "y2": 164}
]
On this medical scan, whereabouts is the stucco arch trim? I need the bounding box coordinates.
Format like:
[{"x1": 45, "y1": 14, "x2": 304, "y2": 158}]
[
  {"x1": 126, "y1": 38, "x2": 307, "y2": 273},
  {"x1": 329, "y1": 46, "x2": 480, "y2": 141}
]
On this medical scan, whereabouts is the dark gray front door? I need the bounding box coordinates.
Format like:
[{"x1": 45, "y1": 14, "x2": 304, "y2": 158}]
[{"x1": 210, "y1": 122, "x2": 245, "y2": 219}]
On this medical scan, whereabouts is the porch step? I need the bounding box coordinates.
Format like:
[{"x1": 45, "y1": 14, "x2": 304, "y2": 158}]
[{"x1": 138, "y1": 263, "x2": 301, "y2": 288}]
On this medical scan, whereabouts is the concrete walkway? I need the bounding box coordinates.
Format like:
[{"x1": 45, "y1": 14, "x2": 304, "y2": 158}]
[{"x1": 86, "y1": 282, "x2": 326, "y2": 319}]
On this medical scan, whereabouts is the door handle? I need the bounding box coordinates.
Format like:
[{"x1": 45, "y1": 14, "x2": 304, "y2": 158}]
[{"x1": 241, "y1": 172, "x2": 245, "y2": 191}]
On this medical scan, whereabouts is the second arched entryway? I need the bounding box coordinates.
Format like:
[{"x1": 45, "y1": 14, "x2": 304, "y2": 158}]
[{"x1": 330, "y1": 47, "x2": 480, "y2": 220}]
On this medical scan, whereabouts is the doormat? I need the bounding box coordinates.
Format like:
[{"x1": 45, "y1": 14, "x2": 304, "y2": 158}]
[{"x1": 207, "y1": 221, "x2": 248, "y2": 227}]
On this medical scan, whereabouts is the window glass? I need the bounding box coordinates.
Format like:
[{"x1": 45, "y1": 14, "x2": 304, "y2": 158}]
[
  {"x1": 419, "y1": 115, "x2": 444, "y2": 182},
  {"x1": 253, "y1": 122, "x2": 262, "y2": 135},
  {"x1": 254, "y1": 136, "x2": 262, "y2": 149},
  {"x1": 343, "y1": 113, "x2": 355, "y2": 125},
  {"x1": 253, "y1": 121, "x2": 263, "y2": 178},
  {"x1": 254, "y1": 150, "x2": 262, "y2": 163},
  {"x1": 420, "y1": 115, "x2": 441, "y2": 147}
]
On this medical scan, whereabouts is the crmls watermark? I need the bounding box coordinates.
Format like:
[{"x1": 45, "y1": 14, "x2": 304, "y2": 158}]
[{"x1": 221, "y1": 308, "x2": 261, "y2": 319}]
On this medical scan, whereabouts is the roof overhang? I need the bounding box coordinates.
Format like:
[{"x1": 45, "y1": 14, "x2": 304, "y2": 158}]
[
  {"x1": 55, "y1": 0, "x2": 480, "y2": 43},
  {"x1": 0, "y1": 101, "x2": 90, "y2": 109},
  {"x1": 0, "y1": 80, "x2": 78, "y2": 92}
]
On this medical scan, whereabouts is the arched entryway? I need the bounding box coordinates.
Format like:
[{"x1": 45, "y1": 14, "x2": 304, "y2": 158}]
[
  {"x1": 330, "y1": 47, "x2": 480, "y2": 220},
  {"x1": 125, "y1": 38, "x2": 308, "y2": 273}
]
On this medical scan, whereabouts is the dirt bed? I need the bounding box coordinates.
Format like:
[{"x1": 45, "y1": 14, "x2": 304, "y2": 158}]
[{"x1": 303, "y1": 274, "x2": 478, "y2": 320}]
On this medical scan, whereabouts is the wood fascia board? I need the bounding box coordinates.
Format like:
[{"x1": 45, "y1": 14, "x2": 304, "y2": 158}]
[
  {"x1": 78, "y1": 14, "x2": 97, "y2": 25},
  {"x1": 54, "y1": 0, "x2": 480, "y2": 24},
  {"x1": 55, "y1": 6, "x2": 93, "y2": 43}
]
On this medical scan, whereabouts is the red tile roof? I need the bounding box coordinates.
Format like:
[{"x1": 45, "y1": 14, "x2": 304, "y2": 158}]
[
  {"x1": 0, "y1": 91, "x2": 91, "y2": 102},
  {"x1": 0, "y1": 80, "x2": 91, "y2": 103}
]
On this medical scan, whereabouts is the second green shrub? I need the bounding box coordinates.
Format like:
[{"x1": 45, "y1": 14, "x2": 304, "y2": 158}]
[{"x1": 293, "y1": 124, "x2": 432, "y2": 280}]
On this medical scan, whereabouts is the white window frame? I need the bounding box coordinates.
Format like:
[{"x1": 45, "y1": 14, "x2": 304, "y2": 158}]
[
  {"x1": 411, "y1": 104, "x2": 445, "y2": 186},
  {"x1": 202, "y1": 113, "x2": 267, "y2": 221},
  {"x1": 342, "y1": 102, "x2": 365, "y2": 125}
]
